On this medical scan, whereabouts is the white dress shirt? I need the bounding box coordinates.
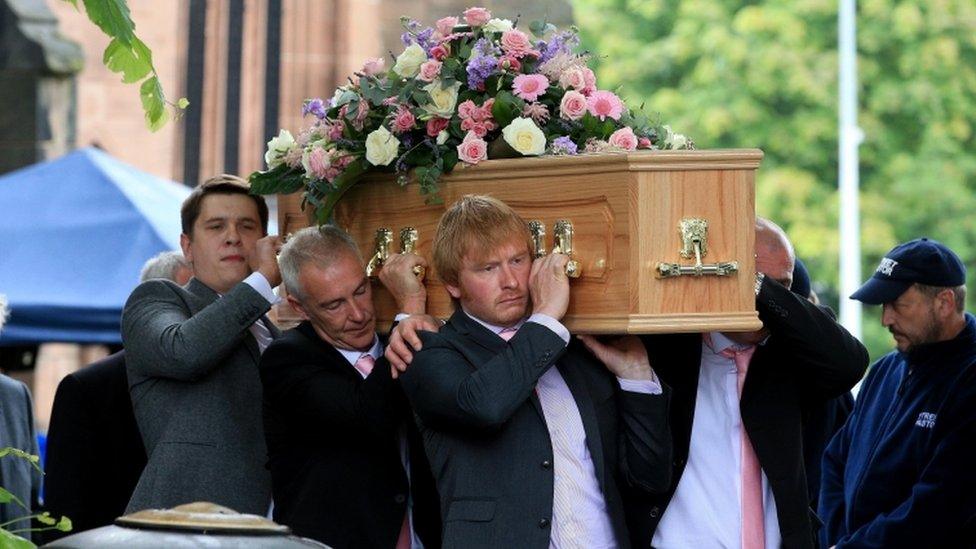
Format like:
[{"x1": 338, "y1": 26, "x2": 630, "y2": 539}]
[
  {"x1": 463, "y1": 309, "x2": 661, "y2": 548},
  {"x1": 652, "y1": 331, "x2": 781, "y2": 549},
  {"x1": 242, "y1": 271, "x2": 277, "y2": 353}
]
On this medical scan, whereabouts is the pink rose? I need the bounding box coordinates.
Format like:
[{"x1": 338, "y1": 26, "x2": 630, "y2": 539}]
[
  {"x1": 361, "y1": 57, "x2": 385, "y2": 77},
  {"x1": 430, "y1": 44, "x2": 450, "y2": 61},
  {"x1": 306, "y1": 147, "x2": 331, "y2": 180},
  {"x1": 608, "y1": 127, "x2": 638, "y2": 151},
  {"x1": 392, "y1": 106, "x2": 416, "y2": 133},
  {"x1": 463, "y1": 7, "x2": 491, "y2": 26},
  {"x1": 500, "y1": 29, "x2": 534, "y2": 58},
  {"x1": 559, "y1": 90, "x2": 588, "y2": 121},
  {"x1": 457, "y1": 100, "x2": 478, "y2": 120},
  {"x1": 638, "y1": 136, "x2": 653, "y2": 149},
  {"x1": 587, "y1": 90, "x2": 624, "y2": 121},
  {"x1": 457, "y1": 132, "x2": 488, "y2": 164},
  {"x1": 497, "y1": 55, "x2": 521, "y2": 72},
  {"x1": 558, "y1": 67, "x2": 587, "y2": 91},
  {"x1": 327, "y1": 121, "x2": 344, "y2": 140},
  {"x1": 426, "y1": 117, "x2": 450, "y2": 137},
  {"x1": 512, "y1": 74, "x2": 549, "y2": 102},
  {"x1": 435, "y1": 16, "x2": 458, "y2": 38},
  {"x1": 418, "y1": 60, "x2": 442, "y2": 82},
  {"x1": 581, "y1": 68, "x2": 597, "y2": 95}
]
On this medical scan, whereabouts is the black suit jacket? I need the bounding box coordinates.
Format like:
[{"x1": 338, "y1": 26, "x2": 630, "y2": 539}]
[
  {"x1": 632, "y1": 278, "x2": 868, "y2": 549},
  {"x1": 400, "y1": 311, "x2": 672, "y2": 549},
  {"x1": 42, "y1": 351, "x2": 147, "y2": 541},
  {"x1": 259, "y1": 321, "x2": 440, "y2": 548}
]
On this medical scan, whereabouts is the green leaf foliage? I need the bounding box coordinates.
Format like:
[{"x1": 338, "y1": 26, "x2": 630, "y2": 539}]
[
  {"x1": 249, "y1": 164, "x2": 305, "y2": 195},
  {"x1": 491, "y1": 91, "x2": 520, "y2": 128},
  {"x1": 0, "y1": 528, "x2": 34, "y2": 549},
  {"x1": 103, "y1": 36, "x2": 153, "y2": 83},
  {"x1": 81, "y1": 0, "x2": 135, "y2": 45},
  {"x1": 573, "y1": 0, "x2": 976, "y2": 361},
  {"x1": 139, "y1": 77, "x2": 168, "y2": 132}
]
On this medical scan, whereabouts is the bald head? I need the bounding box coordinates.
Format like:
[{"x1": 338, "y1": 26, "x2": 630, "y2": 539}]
[{"x1": 755, "y1": 218, "x2": 795, "y2": 289}]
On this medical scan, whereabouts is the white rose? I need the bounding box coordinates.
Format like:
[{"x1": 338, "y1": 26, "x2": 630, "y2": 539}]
[
  {"x1": 393, "y1": 44, "x2": 427, "y2": 78},
  {"x1": 422, "y1": 80, "x2": 462, "y2": 118},
  {"x1": 670, "y1": 133, "x2": 689, "y2": 149},
  {"x1": 483, "y1": 18, "x2": 514, "y2": 33},
  {"x1": 437, "y1": 130, "x2": 450, "y2": 145},
  {"x1": 365, "y1": 126, "x2": 400, "y2": 166},
  {"x1": 502, "y1": 117, "x2": 546, "y2": 156},
  {"x1": 264, "y1": 129, "x2": 295, "y2": 169}
]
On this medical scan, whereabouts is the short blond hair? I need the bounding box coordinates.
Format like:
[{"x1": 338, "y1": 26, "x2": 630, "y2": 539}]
[{"x1": 433, "y1": 195, "x2": 532, "y2": 286}]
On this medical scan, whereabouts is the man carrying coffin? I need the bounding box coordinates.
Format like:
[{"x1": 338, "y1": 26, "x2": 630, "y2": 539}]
[
  {"x1": 259, "y1": 226, "x2": 440, "y2": 548},
  {"x1": 630, "y1": 218, "x2": 868, "y2": 549},
  {"x1": 396, "y1": 195, "x2": 673, "y2": 548}
]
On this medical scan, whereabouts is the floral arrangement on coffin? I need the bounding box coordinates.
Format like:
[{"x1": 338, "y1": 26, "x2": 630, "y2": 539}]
[{"x1": 249, "y1": 7, "x2": 693, "y2": 223}]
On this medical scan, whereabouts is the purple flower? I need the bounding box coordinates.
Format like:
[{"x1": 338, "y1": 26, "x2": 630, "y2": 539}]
[
  {"x1": 550, "y1": 136, "x2": 578, "y2": 155},
  {"x1": 302, "y1": 98, "x2": 328, "y2": 119},
  {"x1": 416, "y1": 27, "x2": 436, "y2": 52},
  {"x1": 401, "y1": 32, "x2": 414, "y2": 47},
  {"x1": 536, "y1": 31, "x2": 580, "y2": 64},
  {"x1": 466, "y1": 54, "x2": 497, "y2": 89}
]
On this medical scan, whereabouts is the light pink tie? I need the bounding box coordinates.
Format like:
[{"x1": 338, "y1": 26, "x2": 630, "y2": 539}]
[
  {"x1": 395, "y1": 513, "x2": 411, "y2": 549},
  {"x1": 354, "y1": 354, "x2": 375, "y2": 377},
  {"x1": 719, "y1": 344, "x2": 764, "y2": 549},
  {"x1": 498, "y1": 327, "x2": 518, "y2": 341}
]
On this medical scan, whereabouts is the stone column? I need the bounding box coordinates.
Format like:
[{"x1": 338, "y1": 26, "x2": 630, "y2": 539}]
[{"x1": 0, "y1": 0, "x2": 83, "y2": 175}]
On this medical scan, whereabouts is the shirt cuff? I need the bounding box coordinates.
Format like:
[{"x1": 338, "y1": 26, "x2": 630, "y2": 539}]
[
  {"x1": 616, "y1": 377, "x2": 663, "y2": 395},
  {"x1": 244, "y1": 272, "x2": 279, "y2": 305},
  {"x1": 526, "y1": 313, "x2": 570, "y2": 345},
  {"x1": 394, "y1": 313, "x2": 410, "y2": 322}
]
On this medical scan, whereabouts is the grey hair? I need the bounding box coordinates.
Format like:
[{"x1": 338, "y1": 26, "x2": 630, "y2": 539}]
[
  {"x1": 916, "y1": 283, "x2": 967, "y2": 313},
  {"x1": 0, "y1": 294, "x2": 7, "y2": 333},
  {"x1": 140, "y1": 251, "x2": 190, "y2": 283},
  {"x1": 279, "y1": 225, "x2": 362, "y2": 300}
]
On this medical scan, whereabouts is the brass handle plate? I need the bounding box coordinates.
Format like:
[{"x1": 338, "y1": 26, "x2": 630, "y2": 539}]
[
  {"x1": 528, "y1": 220, "x2": 547, "y2": 259},
  {"x1": 656, "y1": 218, "x2": 738, "y2": 278}
]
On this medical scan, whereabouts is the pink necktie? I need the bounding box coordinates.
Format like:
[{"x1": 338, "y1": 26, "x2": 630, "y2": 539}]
[
  {"x1": 395, "y1": 513, "x2": 411, "y2": 549},
  {"x1": 498, "y1": 327, "x2": 518, "y2": 341},
  {"x1": 719, "y1": 344, "x2": 764, "y2": 549},
  {"x1": 354, "y1": 354, "x2": 375, "y2": 377}
]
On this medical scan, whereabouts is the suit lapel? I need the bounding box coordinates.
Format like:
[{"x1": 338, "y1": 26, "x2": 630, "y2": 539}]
[
  {"x1": 557, "y1": 357, "x2": 608, "y2": 490},
  {"x1": 451, "y1": 311, "x2": 546, "y2": 420},
  {"x1": 295, "y1": 321, "x2": 364, "y2": 380}
]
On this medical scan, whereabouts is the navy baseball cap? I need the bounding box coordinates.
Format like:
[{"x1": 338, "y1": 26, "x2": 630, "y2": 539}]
[{"x1": 850, "y1": 238, "x2": 966, "y2": 305}]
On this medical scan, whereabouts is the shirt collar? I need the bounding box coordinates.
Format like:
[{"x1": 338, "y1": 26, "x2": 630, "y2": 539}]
[
  {"x1": 461, "y1": 307, "x2": 526, "y2": 335},
  {"x1": 337, "y1": 334, "x2": 382, "y2": 367}
]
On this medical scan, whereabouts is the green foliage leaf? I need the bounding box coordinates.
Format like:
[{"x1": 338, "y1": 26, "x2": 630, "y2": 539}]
[
  {"x1": 55, "y1": 516, "x2": 73, "y2": 532},
  {"x1": 61, "y1": 0, "x2": 79, "y2": 8},
  {"x1": 248, "y1": 164, "x2": 304, "y2": 195},
  {"x1": 35, "y1": 513, "x2": 55, "y2": 526},
  {"x1": 0, "y1": 528, "x2": 34, "y2": 549},
  {"x1": 0, "y1": 487, "x2": 25, "y2": 510},
  {"x1": 139, "y1": 77, "x2": 168, "y2": 132},
  {"x1": 442, "y1": 148, "x2": 459, "y2": 173},
  {"x1": 316, "y1": 158, "x2": 368, "y2": 224},
  {"x1": 0, "y1": 448, "x2": 40, "y2": 473},
  {"x1": 82, "y1": 0, "x2": 136, "y2": 46},
  {"x1": 177, "y1": 97, "x2": 190, "y2": 109},
  {"x1": 491, "y1": 91, "x2": 520, "y2": 129},
  {"x1": 103, "y1": 36, "x2": 153, "y2": 83}
]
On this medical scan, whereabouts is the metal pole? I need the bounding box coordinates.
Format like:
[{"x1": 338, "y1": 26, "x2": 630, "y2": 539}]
[{"x1": 838, "y1": 0, "x2": 863, "y2": 340}]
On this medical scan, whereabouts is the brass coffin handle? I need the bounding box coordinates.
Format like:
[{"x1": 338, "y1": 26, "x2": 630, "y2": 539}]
[
  {"x1": 365, "y1": 228, "x2": 393, "y2": 278},
  {"x1": 528, "y1": 220, "x2": 547, "y2": 259},
  {"x1": 656, "y1": 218, "x2": 739, "y2": 278},
  {"x1": 553, "y1": 219, "x2": 582, "y2": 279},
  {"x1": 399, "y1": 227, "x2": 426, "y2": 279}
]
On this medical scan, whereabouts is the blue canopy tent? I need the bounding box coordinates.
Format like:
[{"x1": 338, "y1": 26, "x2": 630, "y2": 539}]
[{"x1": 0, "y1": 148, "x2": 191, "y2": 345}]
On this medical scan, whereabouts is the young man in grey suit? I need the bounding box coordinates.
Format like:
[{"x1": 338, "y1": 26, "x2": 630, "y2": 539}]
[
  {"x1": 393, "y1": 195, "x2": 673, "y2": 548},
  {"x1": 121, "y1": 175, "x2": 283, "y2": 514}
]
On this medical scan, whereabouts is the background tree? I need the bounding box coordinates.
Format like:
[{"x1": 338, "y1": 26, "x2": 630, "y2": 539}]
[{"x1": 573, "y1": 0, "x2": 976, "y2": 360}]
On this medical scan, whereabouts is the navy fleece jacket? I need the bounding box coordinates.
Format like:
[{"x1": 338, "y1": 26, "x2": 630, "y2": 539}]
[{"x1": 819, "y1": 313, "x2": 976, "y2": 548}]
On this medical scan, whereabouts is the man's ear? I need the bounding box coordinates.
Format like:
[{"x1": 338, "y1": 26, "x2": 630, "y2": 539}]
[
  {"x1": 936, "y1": 289, "x2": 956, "y2": 318},
  {"x1": 444, "y1": 282, "x2": 462, "y2": 300},
  {"x1": 180, "y1": 233, "x2": 193, "y2": 264},
  {"x1": 286, "y1": 295, "x2": 311, "y2": 320}
]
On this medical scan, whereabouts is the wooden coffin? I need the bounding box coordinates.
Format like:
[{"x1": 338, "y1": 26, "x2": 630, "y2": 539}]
[{"x1": 277, "y1": 149, "x2": 763, "y2": 334}]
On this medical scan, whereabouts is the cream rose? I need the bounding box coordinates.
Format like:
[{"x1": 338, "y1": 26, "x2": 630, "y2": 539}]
[
  {"x1": 422, "y1": 80, "x2": 462, "y2": 118},
  {"x1": 264, "y1": 129, "x2": 295, "y2": 169},
  {"x1": 393, "y1": 44, "x2": 427, "y2": 78},
  {"x1": 365, "y1": 126, "x2": 400, "y2": 166},
  {"x1": 502, "y1": 117, "x2": 546, "y2": 156},
  {"x1": 483, "y1": 18, "x2": 514, "y2": 33}
]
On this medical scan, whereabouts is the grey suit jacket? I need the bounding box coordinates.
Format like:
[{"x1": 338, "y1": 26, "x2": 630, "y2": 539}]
[
  {"x1": 122, "y1": 277, "x2": 280, "y2": 515},
  {"x1": 0, "y1": 374, "x2": 41, "y2": 538}
]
